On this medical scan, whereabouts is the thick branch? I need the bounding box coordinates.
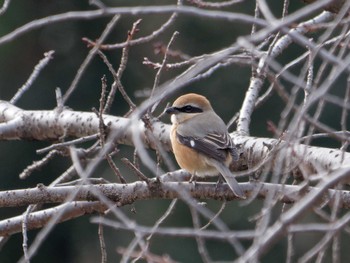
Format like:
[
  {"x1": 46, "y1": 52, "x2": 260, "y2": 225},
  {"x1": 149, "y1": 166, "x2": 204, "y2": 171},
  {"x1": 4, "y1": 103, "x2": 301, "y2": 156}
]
[
  {"x1": 0, "y1": 201, "x2": 106, "y2": 236},
  {"x1": 0, "y1": 180, "x2": 350, "y2": 208},
  {"x1": 0, "y1": 101, "x2": 349, "y2": 174},
  {"x1": 0, "y1": 100, "x2": 170, "y2": 151},
  {"x1": 1, "y1": 176, "x2": 350, "y2": 237}
]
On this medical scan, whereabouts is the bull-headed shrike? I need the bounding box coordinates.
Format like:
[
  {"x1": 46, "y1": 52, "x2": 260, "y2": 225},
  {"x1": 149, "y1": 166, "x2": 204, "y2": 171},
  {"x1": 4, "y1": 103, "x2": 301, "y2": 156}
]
[{"x1": 166, "y1": 93, "x2": 244, "y2": 198}]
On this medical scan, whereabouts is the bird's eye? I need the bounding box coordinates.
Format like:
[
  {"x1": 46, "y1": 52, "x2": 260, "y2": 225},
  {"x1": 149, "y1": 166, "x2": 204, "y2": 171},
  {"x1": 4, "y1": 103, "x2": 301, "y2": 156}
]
[
  {"x1": 183, "y1": 105, "x2": 193, "y2": 112},
  {"x1": 179, "y1": 105, "x2": 203, "y2": 113}
]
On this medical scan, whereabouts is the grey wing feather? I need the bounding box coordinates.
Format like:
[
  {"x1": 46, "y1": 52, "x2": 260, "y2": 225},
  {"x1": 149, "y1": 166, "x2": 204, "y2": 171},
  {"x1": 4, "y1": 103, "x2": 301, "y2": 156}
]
[
  {"x1": 176, "y1": 132, "x2": 239, "y2": 162},
  {"x1": 177, "y1": 133, "x2": 226, "y2": 162},
  {"x1": 206, "y1": 133, "x2": 239, "y2": 161},
  {"x1": 177, "y1": 132, "x2": 244, "y2": 198}
]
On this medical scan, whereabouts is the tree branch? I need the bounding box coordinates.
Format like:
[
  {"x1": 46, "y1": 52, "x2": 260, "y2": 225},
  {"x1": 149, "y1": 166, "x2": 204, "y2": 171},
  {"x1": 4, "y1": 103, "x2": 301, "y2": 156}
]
[
  {"x1": 0, "y1": 101, "x2": 349, "y2": 174},
  {"x1": 1, "y1": 177, "x2": 350, "y2": 208},
  {"x1": 0, "y1": 201, "x2": 106, "y2": 236}
]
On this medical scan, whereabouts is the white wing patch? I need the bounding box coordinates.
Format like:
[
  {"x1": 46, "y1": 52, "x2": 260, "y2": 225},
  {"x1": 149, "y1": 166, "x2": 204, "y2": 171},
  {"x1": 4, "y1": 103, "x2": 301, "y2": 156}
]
[{"x1": 190, "y1": 140, "x2": 195, "y2": 147}]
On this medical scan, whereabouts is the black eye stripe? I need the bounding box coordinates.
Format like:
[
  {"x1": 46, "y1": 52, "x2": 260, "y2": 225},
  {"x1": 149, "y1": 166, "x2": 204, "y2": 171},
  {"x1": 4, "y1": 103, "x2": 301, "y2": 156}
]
[{"x1": 176, "y1": 105, "x2": 203, "y2": 113}]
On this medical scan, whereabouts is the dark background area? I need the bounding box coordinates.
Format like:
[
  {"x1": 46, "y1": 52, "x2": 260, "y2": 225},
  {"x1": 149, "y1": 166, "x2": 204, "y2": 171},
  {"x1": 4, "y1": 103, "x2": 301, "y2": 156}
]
[{"x1": 0, "y1": 1, "x2": 348, "y2": 262}]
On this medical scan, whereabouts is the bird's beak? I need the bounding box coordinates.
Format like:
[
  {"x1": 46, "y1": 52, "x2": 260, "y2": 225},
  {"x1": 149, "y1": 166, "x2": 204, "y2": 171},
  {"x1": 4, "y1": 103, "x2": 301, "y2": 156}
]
[{"x1": 165, "y1": 107, "x2": 178, "y2": 115}]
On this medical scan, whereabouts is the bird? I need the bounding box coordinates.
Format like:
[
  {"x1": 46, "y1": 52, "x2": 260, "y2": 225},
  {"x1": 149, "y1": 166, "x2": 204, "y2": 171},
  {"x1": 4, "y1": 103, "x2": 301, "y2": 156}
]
[{"x1": 166, "y1": 93, "x2": 244, "y2": 198}]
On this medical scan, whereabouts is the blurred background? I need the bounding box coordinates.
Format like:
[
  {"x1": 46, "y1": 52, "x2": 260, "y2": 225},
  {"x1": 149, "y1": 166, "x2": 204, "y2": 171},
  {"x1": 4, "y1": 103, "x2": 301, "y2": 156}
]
[{"x1": 0, "y1": 0, "x2": 348, "y2": 262}]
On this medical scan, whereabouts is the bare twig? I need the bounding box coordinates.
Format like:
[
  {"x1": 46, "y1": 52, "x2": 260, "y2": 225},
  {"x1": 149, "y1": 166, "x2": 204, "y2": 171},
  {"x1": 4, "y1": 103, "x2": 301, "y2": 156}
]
[
  {"x1": 10, "y1": 51, "x2": 55, "y2": 105},
  {"x1": 63, "y1": 15, "x2": 120, "y2": 103},
  {"x1": 190, "y1": 206, "x2": 212, "y2": 263},
  {"x1": 0, "y1": 6, "x2": 268, "y2": 47},
  {"x1": 19, "y1": 150, "x2": 59, "y2": 179},
  {"x1": 103, "y1": 19, "x2": 141, "y2": 114},
  {"x1": 121, "y1": 158, "x2": 150, "y2": 183},
  {"x1": 0, "y1": 0, "x2": 10, "y2": 16},
  {"x1": 98, "y1": 217, "x2": 107, "y2": 263},
  {"x1": 147, "y1": 199, "x2": 178, "y2": 241},
  {"x1": 36, "y1": 135, "x2": 99, "y2": 154},
  {"x1": 150, "y1": 31, "x2": 179, "y2": 113},
  {"x1": 200, "y1": 201, "x2": 227, "y2": 230}
]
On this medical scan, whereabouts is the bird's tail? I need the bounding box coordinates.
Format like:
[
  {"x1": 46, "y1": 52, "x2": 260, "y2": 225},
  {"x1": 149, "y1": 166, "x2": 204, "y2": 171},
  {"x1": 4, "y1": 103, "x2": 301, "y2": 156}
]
[{"x1": 213, "y1": 161, "x2": 245, "y2": 199}]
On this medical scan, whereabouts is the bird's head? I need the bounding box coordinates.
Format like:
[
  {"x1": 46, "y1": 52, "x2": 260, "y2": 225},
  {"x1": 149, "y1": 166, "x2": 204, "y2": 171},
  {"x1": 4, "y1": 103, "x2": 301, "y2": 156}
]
[{"x1": 166, "y1": 93, "x2": 213, "y2": 124}]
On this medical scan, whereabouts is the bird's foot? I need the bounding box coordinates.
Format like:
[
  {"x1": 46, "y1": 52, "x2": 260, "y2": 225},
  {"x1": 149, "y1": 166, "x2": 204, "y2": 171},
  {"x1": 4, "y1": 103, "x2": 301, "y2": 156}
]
[{"x1": 189, "y1": 174, "x2": 198, "y2": 188}]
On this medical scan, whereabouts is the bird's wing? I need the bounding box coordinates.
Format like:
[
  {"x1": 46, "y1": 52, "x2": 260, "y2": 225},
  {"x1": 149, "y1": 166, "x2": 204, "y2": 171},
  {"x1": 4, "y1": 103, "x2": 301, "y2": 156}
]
[
  {"x1": 205, "y1": 132, "x2": 239, "y2": 161},
  {"x1": 176, "y1": 131, "x2": 244, "y2": 198},
  {"x1": 176, "y1": 132, "x2": 238, "y2": 163}
]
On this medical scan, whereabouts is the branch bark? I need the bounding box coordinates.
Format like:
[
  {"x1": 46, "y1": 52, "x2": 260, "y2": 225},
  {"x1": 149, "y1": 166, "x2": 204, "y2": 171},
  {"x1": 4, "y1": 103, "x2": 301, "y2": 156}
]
[
  {"x1": 1, "y1": 101, "x2": 349, "y2": 174},
  {"x1": 2, "y1": 179, "x2": 350, "y2": 207},
  {"x1": 1, "y1": 172, "x2": 350, "y2": 236}
]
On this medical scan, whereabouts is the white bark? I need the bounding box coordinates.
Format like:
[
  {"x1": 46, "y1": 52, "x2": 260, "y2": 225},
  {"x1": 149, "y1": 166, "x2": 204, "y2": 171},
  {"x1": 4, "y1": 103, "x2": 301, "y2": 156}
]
[{"x1": 1, "y1": 100, "x2": 349, "y2": 177}]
